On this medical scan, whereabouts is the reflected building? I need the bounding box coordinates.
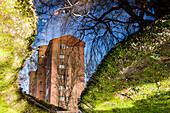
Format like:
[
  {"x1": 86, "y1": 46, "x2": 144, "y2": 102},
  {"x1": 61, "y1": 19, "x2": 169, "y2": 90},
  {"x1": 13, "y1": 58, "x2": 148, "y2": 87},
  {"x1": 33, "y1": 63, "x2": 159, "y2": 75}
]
[
  {"x1": 29, "y1": 34, "x2": 85, "y2": 111},
  {"x1": 28, "y1": 71, "x2": 36, "y2": 96}
]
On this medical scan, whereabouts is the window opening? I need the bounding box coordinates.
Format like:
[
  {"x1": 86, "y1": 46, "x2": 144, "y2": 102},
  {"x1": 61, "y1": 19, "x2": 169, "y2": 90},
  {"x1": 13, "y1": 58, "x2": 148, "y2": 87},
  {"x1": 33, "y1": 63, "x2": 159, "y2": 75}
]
[
  {"x1": 66, "y1": 86, "x2": 69, "y2": 90},
  {"x1": 60, "y1": 45, "x2": 65, "y2": 49},
  {"x1": 40, "y1": 81, "x2": 42, "y2": 85},
  {"x1": 60, "y1": 55, "x2": 65, "y2": 59},
  {"x1": 59, "y1": 86, "x2": 64, "y2": 90},
  {"x1": 59, "y1": 75, "x2": 64, "y2": 79},
  {"x1": 39, "y1": 91, "x2": 42, "y2": 94},
  {"x1": 66, "y1": 97, "x2": 68, "y2": 102},
  {"x1": 59, "y1": 96, "x2": 64, "y2": 101},
  {"x1": 59, "y1": 65, "x2": 65, "y2": 69}
]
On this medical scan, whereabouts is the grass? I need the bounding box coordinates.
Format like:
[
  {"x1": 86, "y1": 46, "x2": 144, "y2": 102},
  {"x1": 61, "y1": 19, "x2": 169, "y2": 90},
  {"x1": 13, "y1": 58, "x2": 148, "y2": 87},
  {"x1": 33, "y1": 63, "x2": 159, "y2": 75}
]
[
  {"x1": 78, "y1": 15, "x2": 170, "y2": 112},
  {"x1": 0, "y1": 0, "x2": 64, "y2": 112},
  {"x1": 94, "y1": 79, "x2": 169, "y2": 112},
  {"x1": 0, "y1": 0, "x2": 49, "y2": 112}
]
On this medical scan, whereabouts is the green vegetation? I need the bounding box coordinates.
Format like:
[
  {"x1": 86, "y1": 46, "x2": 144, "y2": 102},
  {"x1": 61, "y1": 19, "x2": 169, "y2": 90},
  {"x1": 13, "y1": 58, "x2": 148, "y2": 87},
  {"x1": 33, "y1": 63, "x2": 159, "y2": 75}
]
[
  {"x1": 0, "y1": 0, "x2": 169, "y2": 112},
  {"x1": 0, "y1": 0, "x2": 49, "y2": 112},
  {"x1": 78, "y1": 15, "x2": 170, "y2": 112}
]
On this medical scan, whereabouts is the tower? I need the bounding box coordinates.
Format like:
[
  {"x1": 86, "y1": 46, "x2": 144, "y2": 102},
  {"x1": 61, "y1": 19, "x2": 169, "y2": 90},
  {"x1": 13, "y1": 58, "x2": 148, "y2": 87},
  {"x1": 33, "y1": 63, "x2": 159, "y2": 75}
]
[
  {"x1": 29, "y1": 71, "x2": 36, "y2": 96},
  {"x1": 36, "y1": 45, "x2": 48, "y2": 100},
  {"x1": 29, "y1": 35, "x2": 85, "y2": 111},
  {"x1": 45, "y1": 34, "x2": 85, "y2": 110}
]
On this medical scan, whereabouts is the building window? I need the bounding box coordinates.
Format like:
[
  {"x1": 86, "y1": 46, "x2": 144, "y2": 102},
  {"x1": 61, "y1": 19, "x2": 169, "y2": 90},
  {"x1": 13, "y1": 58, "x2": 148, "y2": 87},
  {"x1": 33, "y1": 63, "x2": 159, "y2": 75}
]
[
  {"x1": 67, "y1": 55, "x2": 69, "y2": 59},
  {"x1": 67, "y1": 46, "x2": 69, "y2": 49},
  {"x1": 41, "y1": 55, "x2": 44, "y2": 58},
  {"x1": 41, "y1": 63, "x2": 43, "y2": 66},
  {"x1": 66, "y1": 97, "x2": 68, "y2": 102},
  {"x1": 60, "y1": 69, "x2": 64, "y2": 74},
  {"x1": 59, "y1": 75, "x2": 64, "y2": 79},
  {"x1": 60, "y1": 55, "x2": 65, "y2": 59},
  {"x1": 39, "y1": 91, "x2": 42, "y2": 94},
  {"x1": 60, "y1": 45, "x2": 65, "y2": 49},
  {"x1": 67, "y1": 65, "x2": 69, "y2": 69},
  {"x1": 67, "y1": 75, "x2": 69, "y2": 80},
  {"x1": 40, "y1": 81, "x2": 42, "y2": 85},
  {"x1": 59, "y1": 86, "x2": 64, "y2": 90},
  {"x1": 66, "y1": 86, "x2": 69, "y2": 90},
  {"x1": 59, "y1": 65, "x2": 65, "y2": 69},
  {"x1": 59, "y1": 96, "x2": 64, "y2": 101}
]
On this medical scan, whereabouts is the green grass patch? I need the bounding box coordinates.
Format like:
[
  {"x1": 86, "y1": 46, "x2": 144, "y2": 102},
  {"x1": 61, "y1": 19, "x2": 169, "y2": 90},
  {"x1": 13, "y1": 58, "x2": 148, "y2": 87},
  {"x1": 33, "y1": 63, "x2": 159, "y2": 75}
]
[{"x1": 79, "y1": 15, "x2": 170, "y2": 112}]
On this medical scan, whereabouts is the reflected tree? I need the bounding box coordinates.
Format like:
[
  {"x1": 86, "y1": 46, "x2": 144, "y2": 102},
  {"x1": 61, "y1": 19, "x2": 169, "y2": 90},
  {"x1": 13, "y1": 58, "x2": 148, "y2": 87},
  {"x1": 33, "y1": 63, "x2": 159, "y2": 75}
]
[{"x1": 34, "y1": 0, "x2": 168, "y2": 77}]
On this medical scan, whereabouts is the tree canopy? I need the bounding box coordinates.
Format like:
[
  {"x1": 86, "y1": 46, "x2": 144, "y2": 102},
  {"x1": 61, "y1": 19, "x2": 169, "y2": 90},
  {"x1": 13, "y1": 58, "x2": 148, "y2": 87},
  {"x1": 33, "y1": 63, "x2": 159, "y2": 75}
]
[{"x1": 34, "y1": 0, "x2": 169, "y2": 77}]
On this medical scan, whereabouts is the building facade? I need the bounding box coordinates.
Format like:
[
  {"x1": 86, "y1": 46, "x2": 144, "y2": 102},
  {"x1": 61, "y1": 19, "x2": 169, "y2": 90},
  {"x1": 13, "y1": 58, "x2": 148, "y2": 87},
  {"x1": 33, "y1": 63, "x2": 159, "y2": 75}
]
[
  {"x1": 36, "y1": 45, "x2": 48, "y2": 100},
  {"x1": 29, "y1": 71, "x2": 36, "y2": 96},
  {"x1": 29, "y1": 35, "x2": 85, "y2": 111}
]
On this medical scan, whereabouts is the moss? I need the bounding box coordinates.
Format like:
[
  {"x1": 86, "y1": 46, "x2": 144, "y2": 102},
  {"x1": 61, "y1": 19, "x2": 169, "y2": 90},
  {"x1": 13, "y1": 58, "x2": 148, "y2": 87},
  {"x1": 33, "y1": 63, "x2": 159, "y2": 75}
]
[
  {"x1": 0, "y1": 0, "x2": 50, "y2": 112},
  {"x1": 78, "y1": 15, "x2": 170, "y2": 112}
]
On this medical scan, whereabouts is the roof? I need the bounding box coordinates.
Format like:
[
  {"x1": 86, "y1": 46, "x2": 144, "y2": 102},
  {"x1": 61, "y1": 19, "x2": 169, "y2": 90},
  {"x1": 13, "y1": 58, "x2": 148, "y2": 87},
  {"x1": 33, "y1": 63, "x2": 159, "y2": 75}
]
[
  {"x1": 50, "y1": 34, "x2": 85, "y2": 47},
  {"x1": 37, "y1": 45, "x2": 48, "y2": 51}
]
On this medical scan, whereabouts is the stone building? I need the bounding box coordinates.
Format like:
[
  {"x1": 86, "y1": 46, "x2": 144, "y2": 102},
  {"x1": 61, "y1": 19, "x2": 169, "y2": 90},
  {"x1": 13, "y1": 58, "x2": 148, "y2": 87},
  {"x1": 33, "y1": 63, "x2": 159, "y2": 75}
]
[{"x1": 29, "y1": 34, "x2": 85, "y2": 111}]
